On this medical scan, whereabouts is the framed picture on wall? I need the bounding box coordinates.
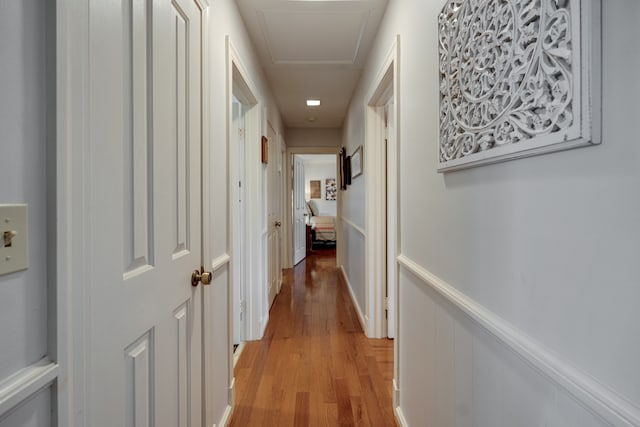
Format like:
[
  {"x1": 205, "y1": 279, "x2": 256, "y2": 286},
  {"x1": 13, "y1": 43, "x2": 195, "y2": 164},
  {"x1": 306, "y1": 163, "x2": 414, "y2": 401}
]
[
  {"x1": 310, "y1": 180, "x2": 321, "y2": 199},
  {"x1": 345, "y1": 155, "x2": 351, "y2": 186},
  {"x1": 351, "y1": 146, "x2": 363, "y2": 179},
  {"x1": 326, "y1": 178, "x2": 337, "y2": 200},
  {"x1": 339, "y1": 148, "x2": 347, "y2": 190},
  {"x1": 261, "y1": 136, "x2": 268, "y2": 164}
]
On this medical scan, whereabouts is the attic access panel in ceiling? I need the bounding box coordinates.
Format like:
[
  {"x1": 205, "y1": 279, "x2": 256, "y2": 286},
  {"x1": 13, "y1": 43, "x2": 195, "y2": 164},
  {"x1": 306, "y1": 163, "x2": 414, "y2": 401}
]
[{"x1": 258, "y1": 10, "x2": 370, "y2": 64}]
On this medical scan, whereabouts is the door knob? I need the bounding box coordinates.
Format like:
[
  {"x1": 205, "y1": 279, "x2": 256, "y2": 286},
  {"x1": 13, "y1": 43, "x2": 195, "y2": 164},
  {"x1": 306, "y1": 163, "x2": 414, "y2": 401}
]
[
  {"x1": 191, "y1": 269, "x2": 212, "y2": 286},
  {"x1": 275, "y1": 221, "x2": 282, "y2": 227}
]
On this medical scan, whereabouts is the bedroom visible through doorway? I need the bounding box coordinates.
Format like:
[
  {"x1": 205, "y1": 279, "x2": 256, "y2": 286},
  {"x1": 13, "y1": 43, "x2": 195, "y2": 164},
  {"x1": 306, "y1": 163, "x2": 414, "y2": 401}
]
[{"x1": 293, "y1": 154, "x2": 338, "y2": 264}]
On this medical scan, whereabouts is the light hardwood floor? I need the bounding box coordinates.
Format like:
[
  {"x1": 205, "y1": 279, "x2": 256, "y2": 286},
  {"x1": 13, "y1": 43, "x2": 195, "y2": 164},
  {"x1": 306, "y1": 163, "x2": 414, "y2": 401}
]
[{"x1": 229, "y1": 248, "x2": 396, "y2": 426}]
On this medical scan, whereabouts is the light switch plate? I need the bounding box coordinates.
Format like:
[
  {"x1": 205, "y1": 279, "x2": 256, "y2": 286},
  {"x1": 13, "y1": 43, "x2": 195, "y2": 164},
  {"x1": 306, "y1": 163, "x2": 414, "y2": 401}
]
[{"x1": 0, "y1": 204, "x2": 29, "y2": 276}]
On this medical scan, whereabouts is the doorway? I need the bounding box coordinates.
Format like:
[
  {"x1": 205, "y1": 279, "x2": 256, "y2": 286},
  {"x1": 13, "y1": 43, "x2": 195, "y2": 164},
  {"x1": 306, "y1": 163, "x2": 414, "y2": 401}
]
[
  {"x1": 286, "y1": 148, "x2": 341, "y2": 268},
  {"x1": 231, "y1": 95, "x2": 247, "y2": 352},
  {"x1": 364, "y1": 35, "x2": 400, "y2": 406},
  {"x1": 227, "y1": 38, "x2": 266, "y2": 352}
]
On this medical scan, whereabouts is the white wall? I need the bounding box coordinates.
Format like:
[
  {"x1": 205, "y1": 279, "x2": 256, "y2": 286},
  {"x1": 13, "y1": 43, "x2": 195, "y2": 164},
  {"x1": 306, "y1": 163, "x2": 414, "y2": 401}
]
[
  {"x1": 344, "y1": 0, "x2": 640, "y2": 425},
  {"x1": 303, "y1": 158, "x2": 337, "y2": 217},
  {"x1": 286, "y1": 127, "x2": 342, "y2": 148},
  {"x1": 0, "y1": 0, "x2": 52, "y2": 424},
  {"x1": 206, "y1": 1, "x2": 285, "y2": 424}
]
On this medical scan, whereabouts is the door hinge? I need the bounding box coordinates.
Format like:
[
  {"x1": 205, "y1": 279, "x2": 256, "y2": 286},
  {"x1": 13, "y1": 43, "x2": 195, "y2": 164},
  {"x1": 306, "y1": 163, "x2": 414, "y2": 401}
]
[{"x1": 384, "y1": 297, "x2": 390, "y2": 311}]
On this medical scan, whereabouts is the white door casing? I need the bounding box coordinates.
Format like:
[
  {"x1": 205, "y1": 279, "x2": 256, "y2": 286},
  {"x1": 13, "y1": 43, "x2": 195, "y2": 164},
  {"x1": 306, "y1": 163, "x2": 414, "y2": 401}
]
[
  {"x1": 278, "y1": 138, "x2": 286, "y2": 293},
  {"x1": 292, "y1": 156, "x2": 306, "y2": 266},
  {"x1": 226, "y1": 38, "x2": 265, "y2": 343},
  {"x1": 365, "y1": 37, "x2": 399, "y2": 339},
  {"x1": 232, "y1": 96, "x2": 246, "y2": 346},
  {"x1": 266, "y1": 121, "x2": 281, "y2": 308},
  {"x1": 86, "y1": 0, "x2": 204, "y2": 425},
  {"x1": 386, "y1": 101, "x2": 397, "y2": 339}
]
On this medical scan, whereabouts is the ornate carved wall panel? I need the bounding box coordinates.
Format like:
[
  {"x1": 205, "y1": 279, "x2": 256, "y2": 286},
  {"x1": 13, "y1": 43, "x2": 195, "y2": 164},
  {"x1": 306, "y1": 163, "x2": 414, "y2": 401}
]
[{"x1": 438, "y1": 0, "x2": 601, "y2": 172}]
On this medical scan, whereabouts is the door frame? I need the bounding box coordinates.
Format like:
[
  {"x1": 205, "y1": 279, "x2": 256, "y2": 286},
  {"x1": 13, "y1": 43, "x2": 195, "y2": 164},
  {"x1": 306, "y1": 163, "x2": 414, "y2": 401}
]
[
  {"x1": 278, "y1": 135, "x2": 287, "y2": 293},
  {"x1": 226, "y1": 37, "x2": 266, "y2": 346},
  {"x1": 284, "y1": 147, "x2": 342, "y2": 269},
  {"x1": 53, "y1": 0, "x2": 212, "y2": 425},
  {"x1": 364, "y1": 35, "x2": 400, "y2": 407}
]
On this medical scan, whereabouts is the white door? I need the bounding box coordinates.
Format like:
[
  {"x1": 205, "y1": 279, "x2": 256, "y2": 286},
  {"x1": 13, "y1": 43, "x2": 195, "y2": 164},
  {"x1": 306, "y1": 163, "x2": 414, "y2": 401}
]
[
  {"x1": 386, "y1": 101, "x2": 397, "y2": 339},
  {"x1": 232, "y1": 96, "x2": 246, "y2": 345},
  {"x1": 293, "y1": 156, "x2": 307, "y2": 265},
  {"x1": 267, "y1": 122, "x2": 281, "y2": 308},
  {"x1": 87, "y1": 0, "x2": 204, "y2": 425}
]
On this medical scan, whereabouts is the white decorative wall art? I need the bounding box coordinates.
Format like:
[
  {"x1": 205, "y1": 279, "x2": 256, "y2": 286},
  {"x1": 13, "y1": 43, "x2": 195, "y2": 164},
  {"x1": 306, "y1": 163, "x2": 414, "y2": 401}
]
[{"x1": 438, "y1": 0, "x2": 601, "y2": 172}]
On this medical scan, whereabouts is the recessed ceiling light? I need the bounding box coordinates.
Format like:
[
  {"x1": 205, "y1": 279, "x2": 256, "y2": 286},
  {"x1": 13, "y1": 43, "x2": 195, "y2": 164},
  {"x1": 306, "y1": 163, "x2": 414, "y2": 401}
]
[{"x1": 306, "y1": 99, "x2": 321, "y2": 107}]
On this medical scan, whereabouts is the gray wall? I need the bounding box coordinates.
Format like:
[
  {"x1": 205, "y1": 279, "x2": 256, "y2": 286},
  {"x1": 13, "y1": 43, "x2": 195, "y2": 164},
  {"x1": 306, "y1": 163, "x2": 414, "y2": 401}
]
[
  {"x1": 0, "y1": 0, "x2": 52, "y2": 425},
  {"x1": 343, "y1": 0, "x2": 640, "y2": 424},
  {"x1": 286, "y1": 127, "x2": 342, "y2": 148}
]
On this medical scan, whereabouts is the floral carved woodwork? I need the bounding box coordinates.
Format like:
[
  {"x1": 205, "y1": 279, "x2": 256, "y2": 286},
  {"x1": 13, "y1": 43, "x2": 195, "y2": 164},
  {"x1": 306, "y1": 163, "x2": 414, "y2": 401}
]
[{"x1": 438, "y1": 0, "x2": 601, "y2": 172}]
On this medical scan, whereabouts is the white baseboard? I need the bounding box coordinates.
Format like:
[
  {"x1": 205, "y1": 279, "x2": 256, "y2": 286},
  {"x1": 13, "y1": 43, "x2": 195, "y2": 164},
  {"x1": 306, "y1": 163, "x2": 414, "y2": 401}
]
[
  {"x1": 397, "y1": 254, "x2": 640, "y2": 427},
  {"x1": 214, "y1": 404, "x2": 233, "y2": 427},
  {"x1": 339, "y1": 265, "x2": 366, "y2": 332},
  {"x1": 229, "y1": 377, "x2": 236, "y2": 407},
  {"x1": 394, "y1": 405, "x2": 409, "y2": 427},
  {"x1": 392, "y1": 379, "x2": 400, "y2": 411},
  {"x1": 233, "y1": 342, "x2": 245, "y2": 369}
]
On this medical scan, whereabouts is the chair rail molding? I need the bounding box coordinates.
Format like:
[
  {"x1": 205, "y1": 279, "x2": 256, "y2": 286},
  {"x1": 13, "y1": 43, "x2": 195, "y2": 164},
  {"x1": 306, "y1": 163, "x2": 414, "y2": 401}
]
[{"x1": 397, "y1": 254, "x2": 640, "y2": 427}]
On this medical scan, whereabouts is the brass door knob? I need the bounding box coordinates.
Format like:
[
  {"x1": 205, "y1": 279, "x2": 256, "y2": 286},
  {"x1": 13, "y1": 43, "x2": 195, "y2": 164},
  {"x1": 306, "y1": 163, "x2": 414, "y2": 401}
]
[{"x1": 191, "y1": 269, "x2": 212, "y2": 286}]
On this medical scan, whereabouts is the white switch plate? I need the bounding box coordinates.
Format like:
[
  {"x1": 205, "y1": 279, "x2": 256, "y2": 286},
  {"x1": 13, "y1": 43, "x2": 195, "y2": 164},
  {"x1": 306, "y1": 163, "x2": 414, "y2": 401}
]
[{"x1": 0, "y1": 204, "x2": 29, "y2": 276}]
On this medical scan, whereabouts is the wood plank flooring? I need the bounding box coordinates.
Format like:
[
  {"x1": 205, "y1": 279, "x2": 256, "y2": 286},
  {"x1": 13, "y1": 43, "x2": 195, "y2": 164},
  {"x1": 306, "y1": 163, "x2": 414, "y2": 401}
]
[{"x1": 229, "y1": 248, "x2": 396, "y2": 426}]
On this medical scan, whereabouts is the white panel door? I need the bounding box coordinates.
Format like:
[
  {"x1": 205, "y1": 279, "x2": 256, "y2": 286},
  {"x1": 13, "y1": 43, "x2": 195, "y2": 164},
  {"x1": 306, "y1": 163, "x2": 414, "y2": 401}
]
[
  {"x1": 87, "y1": 0, "x2": 203, "y2": 425},
  {"x1": 267, "y1": 122, "x2": 281, "y2": 308},
  {"x1": 293, "y1": 156, "x2": 306, "y2": 265}
]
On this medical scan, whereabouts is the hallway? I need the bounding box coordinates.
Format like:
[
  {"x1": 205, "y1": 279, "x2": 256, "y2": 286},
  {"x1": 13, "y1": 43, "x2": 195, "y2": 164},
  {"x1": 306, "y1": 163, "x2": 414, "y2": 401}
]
[{"x1": 229, "y1": 249, "x2": 396, "y2": 426}]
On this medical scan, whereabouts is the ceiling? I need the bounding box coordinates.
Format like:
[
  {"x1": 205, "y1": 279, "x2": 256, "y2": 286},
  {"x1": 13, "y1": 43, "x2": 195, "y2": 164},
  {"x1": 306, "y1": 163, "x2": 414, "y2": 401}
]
[{"x1": 235, "y1": 0, "x2": 389, "y2": 129}]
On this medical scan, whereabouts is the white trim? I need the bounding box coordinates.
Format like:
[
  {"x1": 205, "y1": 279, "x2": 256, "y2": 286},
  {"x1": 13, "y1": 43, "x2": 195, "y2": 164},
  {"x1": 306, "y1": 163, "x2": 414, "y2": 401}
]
[
  {"x1": 210, "y1": 253, "x2": 231, "y2": 273},
  {"x1": 392, "y1": 378, "x2": 400, "y2": 414},
  {"x1": 364, "y1": 35, "x2": 400, "y2": 340},
  {"x1": 341, "y1": 216, "x2": 366, "y2": 237},
  {"x1": 226, "y1": 36, "x2": 264, "y2": 345},
  {"x1": 394, "y1": 405, "x2": 409, "y2": 427},
  {"x1": 56, "y1": 0, "x2": 91, "y2": 424},
  {"x1": 214, "y1": 403, "x2": 233, "y2": 427},
  {"x1": 397, "y1": 254, "x2": 640, "y2": 427},
  {"x1": 232, "y1": 342, "x2": 245, "y2": 369},
  {"x1": 0, "y1": 359, "x2": 59, "y2": 418},
  {"x1": 339, "y1": 266, "x2": 366, "y2": 332}
]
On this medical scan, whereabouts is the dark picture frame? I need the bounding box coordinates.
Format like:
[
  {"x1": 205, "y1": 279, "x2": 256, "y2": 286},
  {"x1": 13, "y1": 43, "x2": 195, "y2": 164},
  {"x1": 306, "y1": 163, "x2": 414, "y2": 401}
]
[
  {"x1": 261, "y1": 136, "x2": 268, "y2": 164},
  {"x1": 339, "y1": 147, "x2": 347, "y2": 190},
  {"x1": 345, "y1": 155, "x2": 352, "y2": 186}
]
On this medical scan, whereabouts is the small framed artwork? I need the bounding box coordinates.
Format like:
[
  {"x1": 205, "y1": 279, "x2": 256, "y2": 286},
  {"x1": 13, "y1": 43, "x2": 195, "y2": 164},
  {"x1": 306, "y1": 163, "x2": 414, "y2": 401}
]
[
  {"x1": 345, "y1": 156, "x2": 351, "y2": 186},
  {"x1": 351, "y1": 146, "x2": 363, "y2": 179},
  {"x1": 310, "y1": 180, "x2": 321, "y2": 199},
  {"x1": 325, "y1": 178, "x2": 337, "y2": 200},
  {"x1": 339, "y1": 148, "x2": 347, "y2": 190},
  {"x1": 261, "y1": 136, "x2": 268, "y2": 164}
]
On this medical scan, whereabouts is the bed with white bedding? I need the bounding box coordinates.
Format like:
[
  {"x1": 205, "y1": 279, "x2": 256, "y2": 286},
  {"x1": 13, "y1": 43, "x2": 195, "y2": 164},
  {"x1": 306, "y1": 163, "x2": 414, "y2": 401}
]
[{"x1": 307, "y1": 200, "x2": 336, "y2": 244}]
